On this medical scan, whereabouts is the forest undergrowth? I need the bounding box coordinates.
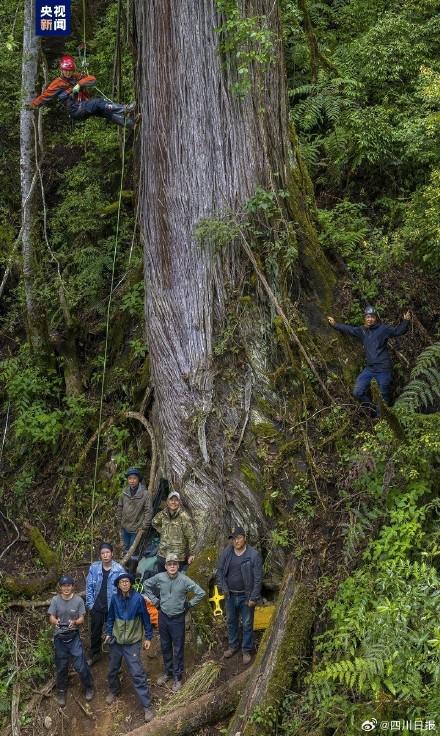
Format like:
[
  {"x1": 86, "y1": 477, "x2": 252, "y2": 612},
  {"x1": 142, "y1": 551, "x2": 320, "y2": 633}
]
[{"x1": 0, "y1": 0, "x2": 439, "y2": 733}]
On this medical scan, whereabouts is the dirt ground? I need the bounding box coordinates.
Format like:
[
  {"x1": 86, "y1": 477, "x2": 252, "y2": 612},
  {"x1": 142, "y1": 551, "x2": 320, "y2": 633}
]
[{"x1": 20, "y1": 616, "x2": 254, "y2": 736}]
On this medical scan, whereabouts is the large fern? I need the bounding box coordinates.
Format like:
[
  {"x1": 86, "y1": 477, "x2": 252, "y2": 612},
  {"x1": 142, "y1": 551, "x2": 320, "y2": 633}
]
[{"x1": 396, "y1": 342, "x2": 440, "y2": 411}]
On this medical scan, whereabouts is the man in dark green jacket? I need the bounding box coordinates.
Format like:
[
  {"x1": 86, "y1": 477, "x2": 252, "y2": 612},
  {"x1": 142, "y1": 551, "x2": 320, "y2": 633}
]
[
  {"x1": 104, "y1": 573, "x2": 154, "y2": 722},
  {"x1": 144, "y1": 553, "x2": 205, "y2": 691},
  {"x1": 118, "y1": 468, "x2": 153, "y2": 551},
  {"x1": 152, "y1": 491, "x2": 196, "y2": 572}
]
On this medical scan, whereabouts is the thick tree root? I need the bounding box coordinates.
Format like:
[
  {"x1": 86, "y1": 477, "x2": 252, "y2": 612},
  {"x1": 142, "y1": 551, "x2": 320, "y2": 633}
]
[
  {"x1": 227, "y1": 572, "x2": 315, "y2": 736},
  {"x1": 0, "y1": 523, "x2": 60, "y2": 597},
  {"x1": 124, "y1": 669, "x2": 248, "y2": 736}
]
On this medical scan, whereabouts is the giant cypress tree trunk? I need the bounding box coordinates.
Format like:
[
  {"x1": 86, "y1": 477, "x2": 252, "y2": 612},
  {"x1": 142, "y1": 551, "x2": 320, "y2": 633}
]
[{"x1": 135, "y1": 0, "x2": 331, "y2": 538}]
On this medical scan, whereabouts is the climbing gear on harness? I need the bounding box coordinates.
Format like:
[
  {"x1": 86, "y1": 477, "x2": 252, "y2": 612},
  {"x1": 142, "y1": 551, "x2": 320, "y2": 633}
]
[
  {"x1": 59, "y1": 55, "x2": 76, "y2": 71},
  {"x1": 209, "y1": 585, "x2": 224, "y2": 617}
]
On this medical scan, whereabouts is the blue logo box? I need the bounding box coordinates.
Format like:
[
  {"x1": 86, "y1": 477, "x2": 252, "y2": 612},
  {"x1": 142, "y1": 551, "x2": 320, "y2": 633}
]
[{"x1": 35, "y1": 1, "x2": 71, "y2": 36}]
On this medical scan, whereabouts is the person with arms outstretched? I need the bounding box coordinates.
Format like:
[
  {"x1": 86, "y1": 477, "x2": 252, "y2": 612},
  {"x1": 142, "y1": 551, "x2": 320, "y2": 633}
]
[
  {"x1": 30, "y1": 55, "x2": 135, "y2": 128},
  {"x1": 328, "y1": 306, "x2": 411, "y2": 413}
]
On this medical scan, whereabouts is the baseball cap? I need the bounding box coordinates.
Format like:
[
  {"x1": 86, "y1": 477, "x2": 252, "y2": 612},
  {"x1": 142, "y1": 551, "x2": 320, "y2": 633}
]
[
  {"x1": 165, "y1": 553, "x2": 180, "y2": 564},
  {"x1": 167, "y1": 491, "x2": 181, "y2": 501},
  {"x1": 229, "y1": 526, "x2": 246, "y2": 539},
  {"x1": 59, "y1": 575, "x2": 75, "y2": 586},
  {"x1": 126, "y1": 467, "x2": 142, "y2": 478}
]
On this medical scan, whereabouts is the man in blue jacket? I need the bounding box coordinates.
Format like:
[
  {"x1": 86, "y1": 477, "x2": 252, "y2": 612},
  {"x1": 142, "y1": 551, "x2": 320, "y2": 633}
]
[
  {"x1": 85, "y1": 542, "x2": 125, "y2": 665},
  {"x1": 328, "y1": 306, "x2": 411, "y2": 412},
  {"x1": 216, "y1": 527, "x2": 262, "y2": 665},
  {"x1": 104, "y1": 572, "x2": 154, "y2": 722}
]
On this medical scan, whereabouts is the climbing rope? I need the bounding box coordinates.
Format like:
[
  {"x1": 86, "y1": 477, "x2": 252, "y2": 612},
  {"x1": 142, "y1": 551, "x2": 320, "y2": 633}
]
[{"x1": 90, "y1": 124, "x2": 127, "y2": 559}]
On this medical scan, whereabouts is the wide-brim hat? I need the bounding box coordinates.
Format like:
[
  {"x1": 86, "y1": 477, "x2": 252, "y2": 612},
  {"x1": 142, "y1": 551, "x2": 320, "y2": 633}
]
[{"x1": 114, "y1": 572, "x2": 135, "y2": 586}]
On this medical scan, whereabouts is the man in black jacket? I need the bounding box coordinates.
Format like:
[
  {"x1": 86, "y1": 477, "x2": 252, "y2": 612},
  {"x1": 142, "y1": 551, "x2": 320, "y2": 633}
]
[
  {"x1": 328, "y1": 306, "x2": 411, "y2": 412},
  {"x1": 216, "y1": 527, "x2": 262, "y2": 665}
]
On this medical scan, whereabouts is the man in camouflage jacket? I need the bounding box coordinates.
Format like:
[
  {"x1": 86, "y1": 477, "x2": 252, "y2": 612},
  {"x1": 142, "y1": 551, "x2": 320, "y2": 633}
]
[{"x1": 152, "y1": 491, "x2": 196, "y2": 572}]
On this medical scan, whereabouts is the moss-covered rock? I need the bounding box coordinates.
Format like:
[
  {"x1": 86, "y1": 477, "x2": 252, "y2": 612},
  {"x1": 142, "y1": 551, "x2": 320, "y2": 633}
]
[{"x1": 187, "y1": 546, "x2": 218, "y2": 647}]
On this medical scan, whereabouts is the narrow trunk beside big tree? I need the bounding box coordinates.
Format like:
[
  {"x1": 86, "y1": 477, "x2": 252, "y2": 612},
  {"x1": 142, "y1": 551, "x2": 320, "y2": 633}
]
[
  {"x1": 134, "y1": 0, "x2": 332, "y2": 539},
  {"x1": 20, "y1": 0, "x2": 48, "y2": 353}
]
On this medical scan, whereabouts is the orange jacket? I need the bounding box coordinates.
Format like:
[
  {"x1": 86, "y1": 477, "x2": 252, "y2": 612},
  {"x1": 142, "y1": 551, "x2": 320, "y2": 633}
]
[
  {"x1": 145, "y1": 599, "x2": 159, "y2": 627},
  {"x1": 31, "y1": 73, "x2": 96, "y2": 108}
]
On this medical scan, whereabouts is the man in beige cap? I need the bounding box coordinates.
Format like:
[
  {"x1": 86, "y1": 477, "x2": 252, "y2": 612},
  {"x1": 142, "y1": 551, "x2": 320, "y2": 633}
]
[
  {"x1": 152, "y1": 491, "x2": 196, "y2": 572},
  {"x1": 144, "y1": 553, "x2": 205, "y2": 691}
]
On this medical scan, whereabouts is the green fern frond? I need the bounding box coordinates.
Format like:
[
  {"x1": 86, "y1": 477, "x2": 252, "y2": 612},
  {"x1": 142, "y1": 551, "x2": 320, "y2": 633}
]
[{"x1": 396, "y1": 341, "x2": 440, "y2": 412}]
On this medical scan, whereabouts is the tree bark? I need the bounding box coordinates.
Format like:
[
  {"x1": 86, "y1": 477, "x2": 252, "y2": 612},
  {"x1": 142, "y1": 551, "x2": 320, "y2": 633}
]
[
  {"x1": 227, "y1": 576, "x2": 315, "y2": 736},
  {"x1": 20, "y1": 0, "x2": 48, "y2": 353},
  {"x1": 124, "y1": 669, "x2": 248, "y2": 736},
  {"x1": 134, "y1": 0, "x2": 316, "y2": 539}
]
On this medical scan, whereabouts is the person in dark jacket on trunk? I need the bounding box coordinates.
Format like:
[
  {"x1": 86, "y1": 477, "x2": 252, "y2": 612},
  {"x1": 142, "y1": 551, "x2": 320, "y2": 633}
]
[
  {"x1": 328, "y1": 306, "x2": 411, "y2": 413},
  {"x1": 216, "y1": 527, "x2": 262, "y2": 665}
]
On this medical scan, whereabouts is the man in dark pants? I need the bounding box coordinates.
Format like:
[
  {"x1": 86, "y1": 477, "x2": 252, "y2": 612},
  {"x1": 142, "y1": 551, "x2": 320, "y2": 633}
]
[
  {"x1": 118, "y1": 467, "x2": 153, "y2": 553},
  {"x1": 328, "y1": 306, "x2": 411, "y2": 413},
  {"x1": 30, "y1": 54, "x2": 135, "y2": 128},
  {"x1": 144, "y1": 552, "x2": 205, "y2": 691},
  {"x1": 152, "y1": 491, "x2": 196, "y2": 573},
  {"x1": 216, "y1": 527, "x2": 263, "y2": 665},
  {"x1": 105, "y1": 573, "x2": 154, "y2": 723},
  {"x1": 48, "y1": 575, "x2": 94, "y2": 706},
  {"x1": 85, "y1": 542, "x2": 125, "y2": 665}
]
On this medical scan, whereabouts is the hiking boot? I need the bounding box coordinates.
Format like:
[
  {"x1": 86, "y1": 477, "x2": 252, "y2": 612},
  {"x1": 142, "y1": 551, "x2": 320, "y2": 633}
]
[
  {"x1": 242, "y1": 652, "x2": 252, "y2": 665},
  {"x1": 85, "y1": 688, "x2": 95, "y2": 701},
  {"x1": 223, "y1": 647, "x2": 239, "y2": 659},
  {"x1": 156, "y1": 673, "x2": 172, "y2": 686},
  {"x1": 144, "y1": 708, "x2": 154, "y2": 722},
  {"x1": 55, "y1": 691, "x2": 66, "y2": 707},
  {"x1": 106, "y1": 692, "x2": 118, "y2": 705},
  {"x1": 172, "y1": 679, "x2": 182, "y2": 693}
]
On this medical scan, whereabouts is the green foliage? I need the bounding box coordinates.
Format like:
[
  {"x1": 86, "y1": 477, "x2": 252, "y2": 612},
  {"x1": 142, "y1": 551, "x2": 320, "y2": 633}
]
[
  {"x1": 305, "y1": 556, "x2": 440, "y2": 732},
  {"x1": 121, "y1": 281, "x2": 145, "y2": 317},
  {"x1": 194, "y1": 216, "x2": 240, "y2": 250},
  {"x1": 0, "y1": 347, "x2": 94, "y2": 447},
  {"x1": 394, "y1": 169, "x2": 440, "y2": 271},
  {"x1": 396, "y1": 342, "x2": 440, "y2": 411},
  {"x1": 215, "y1": 0, "x2": 275, "y2": 96},
  {"x1": 286, "y1": 0, "x2": 440, "y2": 275}
]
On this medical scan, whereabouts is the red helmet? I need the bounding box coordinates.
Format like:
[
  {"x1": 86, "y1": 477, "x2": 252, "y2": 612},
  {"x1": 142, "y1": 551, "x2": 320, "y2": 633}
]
[{"x1": 59, "y1": 55, "x2": 76, "y2": 71}]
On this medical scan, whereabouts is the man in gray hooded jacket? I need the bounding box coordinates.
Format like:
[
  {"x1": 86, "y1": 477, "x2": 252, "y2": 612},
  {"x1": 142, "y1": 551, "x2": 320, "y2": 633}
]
[{"x1": 118, "y1": 468, "x2": 152, "y2": 551}]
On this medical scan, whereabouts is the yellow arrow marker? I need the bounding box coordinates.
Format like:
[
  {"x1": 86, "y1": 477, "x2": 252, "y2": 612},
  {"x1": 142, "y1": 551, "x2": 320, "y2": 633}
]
[{"x1": 209, "y1": 585, "x2": 224, "y2": 617}]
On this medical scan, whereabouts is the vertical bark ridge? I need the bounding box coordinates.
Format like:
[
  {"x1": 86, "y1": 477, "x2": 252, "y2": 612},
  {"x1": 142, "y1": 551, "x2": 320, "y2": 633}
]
[{"x1": 135, "y1": 0, "x2": 292, "y2": 536}]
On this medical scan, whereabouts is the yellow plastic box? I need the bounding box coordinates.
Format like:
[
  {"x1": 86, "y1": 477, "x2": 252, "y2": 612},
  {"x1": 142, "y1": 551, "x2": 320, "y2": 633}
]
[{"x1": 253, "y1": 604, "x2": 275, "y2": 630}]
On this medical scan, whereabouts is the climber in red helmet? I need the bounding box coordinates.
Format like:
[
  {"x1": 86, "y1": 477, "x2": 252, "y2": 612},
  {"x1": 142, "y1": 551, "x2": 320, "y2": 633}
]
[{"x1": 30, "y1": 55, "x2": 135, "y2": 128}]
